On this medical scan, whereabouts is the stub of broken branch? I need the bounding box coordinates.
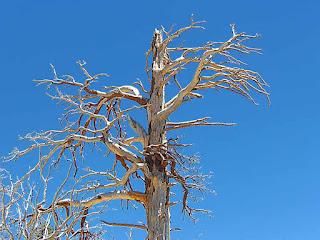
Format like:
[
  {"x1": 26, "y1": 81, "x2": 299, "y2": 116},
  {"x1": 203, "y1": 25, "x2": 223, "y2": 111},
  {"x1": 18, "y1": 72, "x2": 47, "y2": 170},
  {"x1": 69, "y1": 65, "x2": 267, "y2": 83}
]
[{"x1": 127, "y1": 116, "x2": 148, "y2": 147}]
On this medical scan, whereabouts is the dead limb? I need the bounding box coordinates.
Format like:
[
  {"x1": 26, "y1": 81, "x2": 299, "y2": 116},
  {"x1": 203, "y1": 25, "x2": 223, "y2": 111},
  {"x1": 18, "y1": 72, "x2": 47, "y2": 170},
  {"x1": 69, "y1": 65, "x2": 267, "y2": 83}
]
[
  {"x1": 100, "y1": 220, "x2": 147, "y2": 230},
  {"x1": 166, "y1": 117, "x2": 236, "y2": 131},
  {"x1": 57, "y1": 190, "x2": 146, "y2": 208}
]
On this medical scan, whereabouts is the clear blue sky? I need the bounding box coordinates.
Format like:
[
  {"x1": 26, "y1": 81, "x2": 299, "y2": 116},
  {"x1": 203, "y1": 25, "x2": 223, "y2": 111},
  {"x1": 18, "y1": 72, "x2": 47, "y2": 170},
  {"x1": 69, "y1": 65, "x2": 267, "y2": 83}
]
[{"x1": 1, "y1": 1, "x2": 319, "y2": 239}]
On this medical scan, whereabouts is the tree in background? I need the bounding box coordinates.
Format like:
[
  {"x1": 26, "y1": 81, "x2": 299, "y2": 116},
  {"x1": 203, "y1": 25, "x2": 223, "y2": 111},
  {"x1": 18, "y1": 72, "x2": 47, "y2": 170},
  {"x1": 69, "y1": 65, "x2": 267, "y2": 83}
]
[{"x1": 0, "y1": 16, "x2": 269, "y2": 239}]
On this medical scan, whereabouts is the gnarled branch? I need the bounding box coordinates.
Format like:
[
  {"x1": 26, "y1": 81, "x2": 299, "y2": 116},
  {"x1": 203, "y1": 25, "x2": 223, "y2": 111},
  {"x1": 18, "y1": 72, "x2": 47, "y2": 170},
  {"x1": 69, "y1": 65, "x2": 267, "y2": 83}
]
[{"x1": 56, "y1": 190, "x2": 146, "y2": 208}]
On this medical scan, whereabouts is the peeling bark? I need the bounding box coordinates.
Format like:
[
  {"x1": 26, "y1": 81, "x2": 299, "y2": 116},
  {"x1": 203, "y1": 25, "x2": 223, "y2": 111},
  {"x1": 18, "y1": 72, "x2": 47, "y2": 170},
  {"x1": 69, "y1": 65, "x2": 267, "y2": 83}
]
[{"x1": 145, "y1": 29, "x2": 170, "y2": 240}]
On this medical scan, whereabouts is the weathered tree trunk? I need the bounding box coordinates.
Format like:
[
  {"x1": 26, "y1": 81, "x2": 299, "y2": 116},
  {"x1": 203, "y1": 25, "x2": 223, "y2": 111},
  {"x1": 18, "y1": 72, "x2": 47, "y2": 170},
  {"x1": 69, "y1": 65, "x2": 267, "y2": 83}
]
[{"x1": 145, "y1": 29, "x2": 170, "y2": 240}]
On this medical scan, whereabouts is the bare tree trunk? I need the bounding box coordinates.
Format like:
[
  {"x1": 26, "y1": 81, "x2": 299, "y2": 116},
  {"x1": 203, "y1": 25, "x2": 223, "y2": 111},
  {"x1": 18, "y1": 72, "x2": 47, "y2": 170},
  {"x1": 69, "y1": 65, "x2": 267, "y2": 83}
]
[
  {"x1": 2, "y1": 18, "x2": 269, "y2": 239},
  {"x1": 145, "y1": 29, "x2": 170, "y2": 240}
]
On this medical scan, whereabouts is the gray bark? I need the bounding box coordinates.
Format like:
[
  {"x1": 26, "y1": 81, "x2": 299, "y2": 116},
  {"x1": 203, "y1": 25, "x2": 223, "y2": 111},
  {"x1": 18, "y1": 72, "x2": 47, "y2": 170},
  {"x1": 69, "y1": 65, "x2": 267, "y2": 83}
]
[{"x1": 145, "y1": 29, "x2": 170, "y2": 240}]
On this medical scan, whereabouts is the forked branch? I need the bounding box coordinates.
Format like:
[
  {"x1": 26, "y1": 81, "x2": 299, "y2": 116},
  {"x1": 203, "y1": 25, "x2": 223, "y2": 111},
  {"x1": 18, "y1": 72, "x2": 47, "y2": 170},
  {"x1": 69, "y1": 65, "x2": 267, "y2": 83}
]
[{"x1": 155, "y1": 22, "x2": 269, "y2": 121}]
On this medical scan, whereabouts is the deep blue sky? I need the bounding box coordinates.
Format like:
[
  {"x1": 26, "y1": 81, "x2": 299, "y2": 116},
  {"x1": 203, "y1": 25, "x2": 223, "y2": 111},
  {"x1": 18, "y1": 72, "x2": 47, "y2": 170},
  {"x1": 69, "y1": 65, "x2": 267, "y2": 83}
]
[{"x1": 1, "y1": 1, "x2": 319, "y2": 239}]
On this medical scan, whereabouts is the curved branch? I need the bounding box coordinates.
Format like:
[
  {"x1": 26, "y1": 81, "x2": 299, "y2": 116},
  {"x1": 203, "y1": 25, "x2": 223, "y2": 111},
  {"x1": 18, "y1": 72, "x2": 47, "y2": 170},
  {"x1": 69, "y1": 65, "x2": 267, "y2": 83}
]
[
  {"x1": 128, "y1": 116, "x2": 148, "y2": 147},
  {"x1": 102, "y1": 85, "x2": 148, "y2": 105},
  {"x1": 35, "y1": 64, "x2": 149, "y2": 106},
  {"x1": 161, "y1": 14, "x2": 205, "y2": 49},
  {"x1": 102, "y1": 133, "x2": 144, "y2": 164},
  {"x1": 73, "y1": 163, "x2": 142, "y2": 193},
  {"x1": 56, "y1": 190, "x2": 146, "y2": 208},
  {"x1": 158, "y1": 26, "x2": 268, "y2": 120}
]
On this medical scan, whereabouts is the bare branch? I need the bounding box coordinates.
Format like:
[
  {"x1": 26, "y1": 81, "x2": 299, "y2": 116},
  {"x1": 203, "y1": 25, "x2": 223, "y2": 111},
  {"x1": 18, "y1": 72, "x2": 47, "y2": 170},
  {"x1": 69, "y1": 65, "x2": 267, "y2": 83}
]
[
  {"x1": 165, "y1": 117, "x2": 236, "y2": 131},
  {"x1": 102, "y1": 85, "x2": 148, "y2": 106},
  {"x1": 127, "y1": 116, "x2": 148, "y2": 147},
  {"x1": 73, "y1": 162, "x2": 146, "y2": 193},
  {"x1": 161, "y1": 14, "x2": 205, "y2": 49},
  {"x1": 56, "y1": 190, "x2": 146, "y2": 208},
  {"x1": 100, "y1": 220, "x2": 147, "y2": 230},
  {"x1": 158, "y1": 25, "x2": 269, "y2": 121},
  {"x1": 102, "y1": 133, "x2": 144, "y2": 164},
  {"x1": 1, "y1": 18, "x2": 268, "y2": 239}
]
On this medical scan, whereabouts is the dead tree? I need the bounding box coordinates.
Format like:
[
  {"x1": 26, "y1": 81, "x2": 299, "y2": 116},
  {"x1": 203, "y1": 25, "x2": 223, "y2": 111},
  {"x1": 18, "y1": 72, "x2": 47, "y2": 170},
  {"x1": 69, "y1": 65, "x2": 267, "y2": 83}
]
[{"x1": 0, "y1": 16, "x2": 269, "y2": 240}]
